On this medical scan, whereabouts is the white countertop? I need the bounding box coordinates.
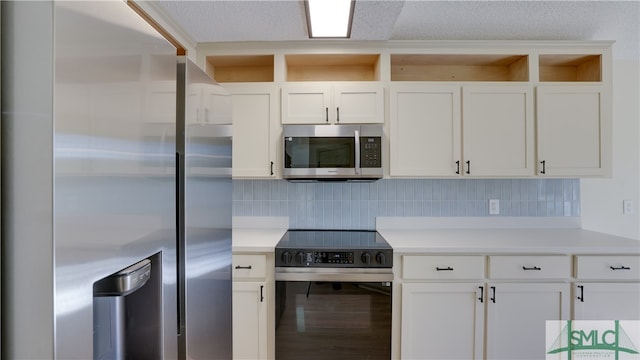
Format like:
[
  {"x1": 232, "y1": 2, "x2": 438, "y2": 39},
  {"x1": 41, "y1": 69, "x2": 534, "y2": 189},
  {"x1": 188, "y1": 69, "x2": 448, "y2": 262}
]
[
  {"x1": 232, "y1": 228, "x2": 287, "y2": 253},
  {"x1": 231, "y1": 216, "x2": 640, "y2": 255},
  {"x1": 378, "y1": 228, "x2": 640, "y2": 254}
]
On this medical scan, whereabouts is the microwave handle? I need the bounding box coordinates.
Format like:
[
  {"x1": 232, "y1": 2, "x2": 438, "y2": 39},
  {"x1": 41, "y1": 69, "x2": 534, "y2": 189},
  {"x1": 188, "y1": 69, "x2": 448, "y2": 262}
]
[{"x1": 354, "y1": 130, "x2": 361, "y2": 175}]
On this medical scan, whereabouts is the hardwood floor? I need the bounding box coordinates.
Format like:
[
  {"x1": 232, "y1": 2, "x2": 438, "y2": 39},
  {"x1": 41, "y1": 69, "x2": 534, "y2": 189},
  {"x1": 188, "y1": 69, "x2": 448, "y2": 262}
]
[{"x1": 276, "y1": 281, "x2": 391, "y2": 360}]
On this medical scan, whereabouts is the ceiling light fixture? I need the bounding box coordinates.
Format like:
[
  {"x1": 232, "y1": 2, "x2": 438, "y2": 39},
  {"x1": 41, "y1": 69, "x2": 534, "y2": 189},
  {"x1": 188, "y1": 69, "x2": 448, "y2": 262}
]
[{"x1": 305, "y1": 0, "x2": 355, "y2": 38}]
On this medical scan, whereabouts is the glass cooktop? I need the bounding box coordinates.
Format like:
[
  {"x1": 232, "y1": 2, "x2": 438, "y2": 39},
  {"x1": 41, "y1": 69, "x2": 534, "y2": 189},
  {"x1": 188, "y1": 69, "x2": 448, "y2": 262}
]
[{"x1": 276, "y1": 229, "x2": 391, "y2": 250}]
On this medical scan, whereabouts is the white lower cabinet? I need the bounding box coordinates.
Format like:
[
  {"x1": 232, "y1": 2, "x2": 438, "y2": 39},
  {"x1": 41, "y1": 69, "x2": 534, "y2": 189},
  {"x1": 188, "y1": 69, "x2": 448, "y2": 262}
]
[
  {"x1": 573, "y1": 283, "x2": 640, "y2": 320},
  {"x1": 402, "y1": 283, "x2": 484, "y2": 359},
  {"x1": 485, "y1": 283, "x2": 570, "y2": 359},
  {"x1": 232, "y1": 254, "x2": 272, "y2": 360},
  {"x1": 573, "y1": 255, "x2": 640, "y2": 320},
  {"x1": 233, "y1": 282, "x2": 268, "y2": 360},
  {"x1": 400, "y1": 255, "x2": 485, "y2": 359},
  {"x1": 399, "y1": 255, "x2": 570, "y2": 360}
]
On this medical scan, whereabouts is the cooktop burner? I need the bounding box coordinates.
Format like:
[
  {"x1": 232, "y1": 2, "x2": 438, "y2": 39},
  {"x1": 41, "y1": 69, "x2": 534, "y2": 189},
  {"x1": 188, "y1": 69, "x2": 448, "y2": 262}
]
[{"x1": 275, "y1": 230, "x2": 392, "y2": 268}]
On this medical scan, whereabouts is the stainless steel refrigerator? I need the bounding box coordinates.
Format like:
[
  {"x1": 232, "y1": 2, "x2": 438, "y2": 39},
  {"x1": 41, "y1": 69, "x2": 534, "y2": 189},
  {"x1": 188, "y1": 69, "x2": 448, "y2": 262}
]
[
  {"x1": 1, "y1": 1, "x2": 232, "y2": 359},
  {"x1": 176, "y1": 57, "x2": 233, "y2": 360}
]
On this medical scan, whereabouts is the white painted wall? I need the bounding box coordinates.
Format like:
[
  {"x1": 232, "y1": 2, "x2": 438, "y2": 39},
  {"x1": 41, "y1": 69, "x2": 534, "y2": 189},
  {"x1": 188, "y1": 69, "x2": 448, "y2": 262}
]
[{"x1": 581, "y1": 53, "x2": 640, "y2": 240}]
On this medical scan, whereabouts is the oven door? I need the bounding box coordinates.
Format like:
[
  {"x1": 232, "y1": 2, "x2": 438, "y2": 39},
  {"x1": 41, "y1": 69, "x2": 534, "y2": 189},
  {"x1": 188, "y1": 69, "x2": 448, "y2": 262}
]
[{"x1": 275, "y1": 270, "x2": 392, "y2": 360}]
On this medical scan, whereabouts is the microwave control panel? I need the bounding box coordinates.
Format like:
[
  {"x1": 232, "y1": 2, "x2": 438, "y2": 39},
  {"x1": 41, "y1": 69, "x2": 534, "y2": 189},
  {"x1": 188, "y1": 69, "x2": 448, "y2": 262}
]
[{"x1": 360, "y1": 137, "x2": 382, "y2": 168}]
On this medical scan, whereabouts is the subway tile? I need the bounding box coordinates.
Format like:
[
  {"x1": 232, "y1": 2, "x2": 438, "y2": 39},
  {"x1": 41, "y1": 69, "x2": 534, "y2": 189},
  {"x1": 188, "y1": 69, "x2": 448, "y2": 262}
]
[{"x1": 232, "y1": 178, "x2": 581, "y2": 226}]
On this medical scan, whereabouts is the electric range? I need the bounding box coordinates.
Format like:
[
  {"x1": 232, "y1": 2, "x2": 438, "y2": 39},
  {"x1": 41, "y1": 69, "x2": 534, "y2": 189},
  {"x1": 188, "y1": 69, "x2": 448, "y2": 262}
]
[{"x1": 274, "y1": 229, "x2": 393, "y2": 269}]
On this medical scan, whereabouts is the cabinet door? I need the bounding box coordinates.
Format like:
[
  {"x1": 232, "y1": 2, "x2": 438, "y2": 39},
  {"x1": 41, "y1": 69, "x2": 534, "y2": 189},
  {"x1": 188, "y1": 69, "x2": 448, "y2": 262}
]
[
  {"x1": 281, "y1": 84, "x2": 332, "y2": 124},
  {"x1": 227, "y1": 84, "x2": 279, "y2": 178},
  {"x1": 574, "y1": 283, "x2": 640, "y2": 320},
  {"x1": 485, "y1": 283, "x2": 569, "y2": 360},
  {"x1": 201, "y1": 84, "x2": 232, "y2": 125},
  {"x1": 537, "y1": 85, "x2": 607, "y2": 176},
  {"x1": 462, "y1": 85, "x2": 534, "y2": 177},
  {"x1": 390, "y1": 84, "x2": 461, "y2": 177},
  {"x1": 401, "y1": 283, "x2": 484, "y2": 359},
  {"x1": 233, "y1": 282, "x2": 268, "y2": 360},
  {"x1": 333, "y1": 83, "x2": 384, "y2": 124}
]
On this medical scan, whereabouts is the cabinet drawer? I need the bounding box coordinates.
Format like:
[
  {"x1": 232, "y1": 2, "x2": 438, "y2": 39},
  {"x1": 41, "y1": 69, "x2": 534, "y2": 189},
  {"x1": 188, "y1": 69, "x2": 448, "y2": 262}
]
[
  {"x1": 575, "y1": 255, "x2": 640, "y2": 280},
  {"x1": 403, "y1": 255, "x2": 485, "y2": 280},
  {"x1": 232, "y1": 254, "x2": 266, "y2": 280},
  {"x1": 489, "y1": 255, "x2": 570, "y2": 280}
]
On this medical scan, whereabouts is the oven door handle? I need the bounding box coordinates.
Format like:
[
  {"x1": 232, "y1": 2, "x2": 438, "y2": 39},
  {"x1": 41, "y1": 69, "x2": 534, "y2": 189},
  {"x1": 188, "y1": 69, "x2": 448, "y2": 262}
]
[
  {"x1": 275, "y1": 267, "x2": 393, "y2": 282},
  {"x1": 354, "y1": 129, "x2": 361, "y2": 175}
]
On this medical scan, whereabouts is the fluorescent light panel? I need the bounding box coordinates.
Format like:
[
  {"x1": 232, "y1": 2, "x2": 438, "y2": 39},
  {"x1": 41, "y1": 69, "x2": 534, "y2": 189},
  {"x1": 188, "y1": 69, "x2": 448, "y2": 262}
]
[{"x1": 306, "y1": 0, "x2": 354, "y2": 38}]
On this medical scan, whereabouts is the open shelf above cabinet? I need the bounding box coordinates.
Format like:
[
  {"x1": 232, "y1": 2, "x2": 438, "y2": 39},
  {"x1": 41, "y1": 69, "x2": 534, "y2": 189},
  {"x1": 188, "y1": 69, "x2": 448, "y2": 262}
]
[
  {"x1": 285, "y1": 54, "x2": 380, "y2": 81},
  {"x1": 538, "y1": 54, "x2": 601, "y2": 82},
  {"x1": 206, "y1": 55, "x2": 274, "y2": 83},
  {"x1": 391, "y1": 54, "x2": 529, "y2": 81}
]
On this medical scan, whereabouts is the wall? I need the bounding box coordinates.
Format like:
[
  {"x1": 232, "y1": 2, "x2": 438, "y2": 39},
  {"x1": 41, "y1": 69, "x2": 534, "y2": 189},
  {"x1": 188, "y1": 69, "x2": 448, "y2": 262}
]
[
  {"x1": 581, "y1": 9, "x2": 640, "y2": 240},
  {"x1": 233, "y1": 179, "x2": 580, "y2": 229}
]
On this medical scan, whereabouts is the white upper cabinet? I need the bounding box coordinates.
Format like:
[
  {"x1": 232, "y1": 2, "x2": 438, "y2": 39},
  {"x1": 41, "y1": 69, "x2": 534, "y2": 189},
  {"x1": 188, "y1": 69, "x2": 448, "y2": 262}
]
[
  {"x1": 226, "y1": 83, "x2": 279, "y2": 178},
  {"x1": 281, "y1": 83, "x2": 383, "y2": 124},
  {"x1": 390, "y1": 84, "x2": 461, "y2": 176},
  {"x1": 199, "y1": 42, "x2": 612, "y2": 178},
  {"x1": 462, "y1": 85, "x2": 534, "y2": 177},
  {"x1": 535, "y1": 53, "x2": 610, "y2": 177},
  {"x1": 390, "y1": 84, "x2": 534, "y2": 177},
  {"x1": 536, "y1": 85, "x2": 607, "y2": 176}
]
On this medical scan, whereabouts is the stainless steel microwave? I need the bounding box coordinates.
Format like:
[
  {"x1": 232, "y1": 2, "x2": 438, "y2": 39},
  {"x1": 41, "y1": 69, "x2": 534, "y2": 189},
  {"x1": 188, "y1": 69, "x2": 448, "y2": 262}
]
[{"x1": 283, "y1": 124, "x2": 383, "y2": 180}]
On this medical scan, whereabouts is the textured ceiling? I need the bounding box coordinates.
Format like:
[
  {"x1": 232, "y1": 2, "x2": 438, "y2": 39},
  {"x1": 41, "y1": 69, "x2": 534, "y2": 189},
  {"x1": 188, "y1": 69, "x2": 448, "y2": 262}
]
[{"x1": 154, "y1": 1, "x2": 639, "y2": 58}]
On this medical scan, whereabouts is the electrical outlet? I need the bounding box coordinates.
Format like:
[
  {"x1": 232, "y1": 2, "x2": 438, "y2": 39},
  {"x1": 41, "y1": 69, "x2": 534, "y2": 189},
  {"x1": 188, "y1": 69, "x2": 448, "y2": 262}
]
[
  {"x1": 623, "y1": 200, "x2": 634, "y2": 215},
  {"x1": 489, "y1": 199, "x2": 500, "y2": 215}
]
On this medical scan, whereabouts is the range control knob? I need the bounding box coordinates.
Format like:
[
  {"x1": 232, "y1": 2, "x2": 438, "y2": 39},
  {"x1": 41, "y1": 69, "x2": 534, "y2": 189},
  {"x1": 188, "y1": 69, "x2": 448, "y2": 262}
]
[
  {"x1": 361, "y1": 252, "x2": 371, "y2": 265},
  {"x1": 375, "y1": 252, "x2": 386, "y2": 265},
  {"x1": 296, "y1": 252, "x2": 305, "y2": 265},
  {"x1": 281, "y1": 251, "x2": 292, "y2": 265}
]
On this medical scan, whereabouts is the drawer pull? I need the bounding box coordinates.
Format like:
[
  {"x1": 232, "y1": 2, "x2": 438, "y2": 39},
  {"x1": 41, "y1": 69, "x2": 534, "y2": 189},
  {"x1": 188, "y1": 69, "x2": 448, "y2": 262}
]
[
  {"x1": 610, "y1": 265, "x2": 631, "y2": 271},
  {"x1": 436, "y1": 266, "x2": 454, "y2": 271},
  {"x1": 478, "y1": 286, "x2": 484, "y2": 303},
  {"x1": 235, "y1": 265, "x2": 253, "y2": 270},
  {"x1": 577, "y1": 285, "x2": 584, "y2": 302},
  {"x1": 522, "y1": 266, "x2": 541, "y2": 271},
  {"x1": 260, "y1": 285, "x2": 264, "y2": 302},
  {"x1": 490, "y1": 286, "x2": 496, "y2": 303}
]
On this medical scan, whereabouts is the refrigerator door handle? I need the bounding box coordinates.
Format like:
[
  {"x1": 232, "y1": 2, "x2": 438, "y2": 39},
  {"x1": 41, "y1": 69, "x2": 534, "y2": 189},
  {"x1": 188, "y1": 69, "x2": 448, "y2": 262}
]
[{"x1": 176, "y1": 152, "x2": 186, "y2": 337}]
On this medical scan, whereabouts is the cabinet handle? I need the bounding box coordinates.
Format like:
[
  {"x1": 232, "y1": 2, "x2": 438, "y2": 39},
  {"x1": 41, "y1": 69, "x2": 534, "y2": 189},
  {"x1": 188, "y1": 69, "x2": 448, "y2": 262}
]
[
  {"x1": 478, "y1": 286, "x2": 484, "y2": 303},
  {"x1": 610, "y1": 265, "x2": 631, "y2": 270},
  {"x1": 540, "y1": 160, "x2": 546, "y2": 174},
  {"x1": 336, "y1": 107, "x2": 340, "y2": 122},
  {"x1": 436, "y1": 266, "x2": 454, "y2": 271},
  {"x1": 325, "y1": 107, "x2": 329, "y2": 122},
  {"x1": 522, "y1": 266, "x2": 541, "y2": 271},
  {"x1": 577, "y1": 285, "x2": 584, "y2": 302},
  {"x1": 490, "y1": 286, "x2": 496, "y2": 303},
  {"x1": 455, "y1": 160, "x2": 460, "y2": 175},
  {"x1": 235, "y1": 265, "x2": 252, "y2": 270},
  {"x1": 466, "y1": 160, "x2": 471, "y2": 175},
  {"x1": 270, "y1": 161, "x2": 274, "y2": 176},
  {"x1": 260, "y1": 285, "x2": 264, "y2": 302}
]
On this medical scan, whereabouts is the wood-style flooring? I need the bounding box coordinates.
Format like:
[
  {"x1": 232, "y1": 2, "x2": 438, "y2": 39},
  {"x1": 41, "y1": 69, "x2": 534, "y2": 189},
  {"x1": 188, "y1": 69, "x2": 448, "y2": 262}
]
[{"x1": 276, "y1": 281, "x2": 391, "y2": 360}]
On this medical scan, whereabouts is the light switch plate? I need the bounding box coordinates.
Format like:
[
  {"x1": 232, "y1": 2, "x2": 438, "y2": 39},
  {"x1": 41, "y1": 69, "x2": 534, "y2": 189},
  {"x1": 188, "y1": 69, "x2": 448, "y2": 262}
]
[{"x1": 489, "y1": 199, "x2": 500, "y2": 215}]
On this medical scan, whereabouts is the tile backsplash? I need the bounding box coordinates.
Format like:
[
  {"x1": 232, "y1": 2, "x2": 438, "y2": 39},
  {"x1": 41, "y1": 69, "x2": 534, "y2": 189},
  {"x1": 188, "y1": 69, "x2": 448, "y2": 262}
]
[{"x1": 233, "y1": 179, "x2": 580, "y2": 230}]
